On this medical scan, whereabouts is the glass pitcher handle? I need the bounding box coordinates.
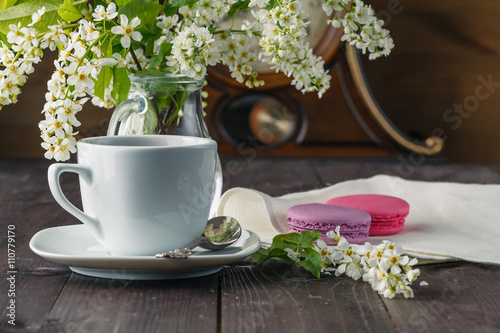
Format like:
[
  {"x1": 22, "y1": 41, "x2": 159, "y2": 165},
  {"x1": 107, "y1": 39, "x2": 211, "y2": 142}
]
[{"x1": 107, "y1": 95, "x2": 149, "y2": 136}]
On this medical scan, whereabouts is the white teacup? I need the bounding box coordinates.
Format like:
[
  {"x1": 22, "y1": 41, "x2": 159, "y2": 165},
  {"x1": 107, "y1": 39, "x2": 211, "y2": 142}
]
[{"x1": 47, "y1": 135, "x2": 217, "y2": 256}]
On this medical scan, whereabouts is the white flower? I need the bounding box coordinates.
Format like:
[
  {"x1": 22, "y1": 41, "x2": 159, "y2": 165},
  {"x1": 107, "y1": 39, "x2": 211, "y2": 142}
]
[
  {"x1": 67, "y1": 65, "x2": 94, "y2": 94},
  {"x1": 112, "y1": 53, "x2": 130, "y2": 68},
  {"x1": 285, "y1": 248, "x2": 300, "y2": 262},
  {"x1": 406, "y1": 268, "x2": 421, "y2": 282},
  {"x1": 80, "y1": 20, "x2": 100, "y2": 41},
  {"x1": 157, "y1": 14, "x2": 179, "y2": 31},
  {"x1": 16, "y1": 27, "x2": 39, "y2": 51},
  {"x1": 325, "y1": 225, "x2": 340, "y2": 240},
  {"x1": 92, "y1": 57, "x2": 118, "y2": 67},
  {"x1": 41, "y1": 24, "x2": 68, "y2": 51},
  {"x1": 56, "y1": 98, "x2": 82, "y2": 124},
  {"x1": 111, "y1": 15, "x2": 142, "y2": 49},
  {"x1": 383, "y1": 287, "x2": 396, "y2": 299},
  {"x1": 323, "y1": 0, "x2": 393, "y2": 59},
  {"x1": 44, "y1": 116, "x2": 66, "y2": 139},
  {"x1": 313, "y1": 240, "x2": 333, "y2": 265},
  {"x1": 28, "y1": 7, "x2": 45, "y2": 27},
  {"x1": 54, "y1": 137, "x2": 77, "y2": 161},
  {"x1": 7, "y1": 23, "x2": 23, "y2": 45},
  {"x1": 92, "y1": 3, "x2": 117, "y2": 21},
  {"x1": 41, "y1": 141, "x2": 56, "y2": 160},
  {"x1": 0, "y1": 77, "x2": 20, "y2": 98}
]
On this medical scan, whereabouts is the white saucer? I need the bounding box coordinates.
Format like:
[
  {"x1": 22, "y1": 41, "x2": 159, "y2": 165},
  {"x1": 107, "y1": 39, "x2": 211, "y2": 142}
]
[{"x1": 30, "y1": 224, "x2": 261, "y2": 280}]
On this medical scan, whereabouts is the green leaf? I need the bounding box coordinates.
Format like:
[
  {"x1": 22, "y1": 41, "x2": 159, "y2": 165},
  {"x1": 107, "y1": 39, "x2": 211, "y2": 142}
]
[
  {"x1": 0, "y1": 0, "x2": 61, "y2": 34},
  {"x1": 114, "y1": 0, "x2": 131, "y2": 6},
  {"x1": 94, "y1": 65, "x2": 113, "y2": 101},
  {"x1": 297, "y1": 247, "x2": 322, "y2": 278},
  {"x1": 112, "y1": 67, "x2": 131, "y2": 106},
  {"x1": 94, "y1": 0, "x2": 107, "y2": 6},
  {"x1": 148, "y1": 42, "x2": 171, "y2": 68},
  {"x1": 143, "y1": 102, "x2": 157, "y2": 134},
  {"x1": 0, "y1": 0, "x2": 18, "y2": 11},
  {"x1": 145, "y1": 37, "x2": 154, "y2": 57},
  {"x1": 134, "y1": 68, "x2": 170, "y2": 76},
  {"x1": 169, "y1": 0, "x2": 199, "y2": 6},
  {"x1": 99, "y1": 34, "x2": 113, "y2": 58},
  {"x1": 0, "y1": 31, "x2": 7, "y2": 44},
  {"x1": 162, "y1": 3, "x2": 177, "y2": 17},
  {"x1": 228, "y1": 0, "x2": 250, "y2": 17},
  {"x1": 250, "y1": 230, "x2": 325, "y2": 278},
  {"x1": 137, "y1": 24, "x2": 160, "y2": 57},
  {"x1": 118, "y1": 0, "x2": 163, "y2": 30},
  {"x1": 264, "y1": 0, "x2": 278, "y2": 10},
  {"x1": 266, "y1": 247, "x2": 292, "y2": 263},
  {"x1": 58, "y1": 0, "x2": 81, "y2": 22},
  {"x1": 272, "y1": 232, "x2": 305, "y2": 250},
  {"x1": 298, "y1": 230, "x2": 321, "y2": 246},
  {"x1": 251, "y1": 248, "x2": 269, "y2": 264},
  {"x1": 250, "y1": 232, "x2": 300, "y2": 263}
]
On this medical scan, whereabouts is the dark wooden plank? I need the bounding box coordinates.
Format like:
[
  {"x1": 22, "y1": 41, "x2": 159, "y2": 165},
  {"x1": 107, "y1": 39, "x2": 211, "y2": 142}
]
[
  {"x1": 38, "y1": 273, "x2": 219, "y2": 333},
  {"x1": 221, "y1": 158, "x2": 322, "y2": 196},
  {"x1": 0, "y1": 160, "x2": 72, "y2": 332},
  {"x1": 220, "y1": 258, "x2": 397, "y2": 333},
  {"x1": 382, "y1": 262, "x2": 500, "y2": 333},
  {"x1": 4, "y1": 158, "x2": 500, "y2": 333}
]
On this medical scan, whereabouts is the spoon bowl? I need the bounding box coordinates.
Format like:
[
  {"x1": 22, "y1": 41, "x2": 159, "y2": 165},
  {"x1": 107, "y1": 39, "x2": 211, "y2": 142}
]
[{"x1": 199, "y1": 216, "x2": 242, "y2": 250}]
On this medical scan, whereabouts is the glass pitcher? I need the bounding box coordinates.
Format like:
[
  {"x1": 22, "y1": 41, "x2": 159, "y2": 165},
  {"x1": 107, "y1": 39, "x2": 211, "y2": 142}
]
[{"x1": 107, "y1": 75, "x2": 222, "y2": 218}]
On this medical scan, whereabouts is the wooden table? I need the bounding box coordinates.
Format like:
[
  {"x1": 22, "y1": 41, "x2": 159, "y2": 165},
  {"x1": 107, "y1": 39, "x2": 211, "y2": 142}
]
[{"x1": 1, "y1": 158, "x2": 500, "y2": 333}]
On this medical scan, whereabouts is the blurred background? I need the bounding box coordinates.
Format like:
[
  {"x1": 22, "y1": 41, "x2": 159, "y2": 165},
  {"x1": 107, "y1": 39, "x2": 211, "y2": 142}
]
[{"x1": 1, "y1": 0, "x2": 499, "y2": 163}]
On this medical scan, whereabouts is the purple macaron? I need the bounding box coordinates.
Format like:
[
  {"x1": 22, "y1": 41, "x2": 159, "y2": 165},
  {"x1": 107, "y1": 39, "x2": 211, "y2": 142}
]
[{"x1": 286, "y1": 203, "x2": 371, "y2": 244}]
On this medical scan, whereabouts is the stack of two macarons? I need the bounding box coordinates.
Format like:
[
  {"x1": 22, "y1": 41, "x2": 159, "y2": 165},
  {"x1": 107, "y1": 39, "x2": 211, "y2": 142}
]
[{"x1": 286, "y1": 194, "x2": 410, "y2": 244}]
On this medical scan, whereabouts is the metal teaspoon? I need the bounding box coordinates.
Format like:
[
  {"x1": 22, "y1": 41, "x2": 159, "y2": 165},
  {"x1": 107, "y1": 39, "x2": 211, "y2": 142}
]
[{"x1": 155, "y1": 216, "x2": 242, "y2": 259}]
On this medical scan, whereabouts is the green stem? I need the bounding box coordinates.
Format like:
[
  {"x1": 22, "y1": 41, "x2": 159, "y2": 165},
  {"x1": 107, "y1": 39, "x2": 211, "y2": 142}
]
[
  {"x1": 338, "y1": 3, "x2": 352, "y2": 13},
  {"x1": 128, "y1": 48, "x2": 168, "y2": 134}
]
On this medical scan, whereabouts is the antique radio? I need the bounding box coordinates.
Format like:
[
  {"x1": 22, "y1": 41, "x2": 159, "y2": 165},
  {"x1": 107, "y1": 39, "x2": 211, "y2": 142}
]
[{"x1": 204, "y1": 2, "x2": 442, "y2": 158}]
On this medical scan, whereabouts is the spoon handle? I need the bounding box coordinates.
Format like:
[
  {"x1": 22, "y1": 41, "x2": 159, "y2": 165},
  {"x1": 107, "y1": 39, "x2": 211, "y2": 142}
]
[
  {"x1": 155, "y1": 237, "x2": 204, "y2": 259},
  {"x1": 181, "y1": 236, "x2": 204, "y2": 250},
  {"x1": 155, "y1": 248, "x2": 192, "y2": 259}
]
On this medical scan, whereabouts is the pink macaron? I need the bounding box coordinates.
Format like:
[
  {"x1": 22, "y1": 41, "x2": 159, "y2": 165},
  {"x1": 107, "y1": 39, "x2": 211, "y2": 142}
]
[
  {"x1": 326, "y1": 194, "x2": 410, "y2": 236},
  {"x1": 286, "y1": 203, "x2": 371, "y2": 244}
]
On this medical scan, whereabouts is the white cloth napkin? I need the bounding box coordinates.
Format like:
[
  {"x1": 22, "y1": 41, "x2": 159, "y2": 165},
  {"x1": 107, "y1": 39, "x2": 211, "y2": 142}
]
[{"x1": 217, "y1": 175, "x2": 500, "y2": 264}]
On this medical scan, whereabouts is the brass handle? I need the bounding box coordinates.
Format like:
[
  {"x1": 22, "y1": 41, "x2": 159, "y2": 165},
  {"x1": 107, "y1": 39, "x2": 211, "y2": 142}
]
[{"x1": 345, "y1": 44, "x2": 444, "y2": 155}]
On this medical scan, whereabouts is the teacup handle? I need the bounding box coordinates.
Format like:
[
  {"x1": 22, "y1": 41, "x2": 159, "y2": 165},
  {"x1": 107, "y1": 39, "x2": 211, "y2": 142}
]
[
  {"x1": 107, "y1": 95, "x2": 149, "y2": 136},
  {"x1": 47, "y1": 164, "x2": 104, "y2": 243}
]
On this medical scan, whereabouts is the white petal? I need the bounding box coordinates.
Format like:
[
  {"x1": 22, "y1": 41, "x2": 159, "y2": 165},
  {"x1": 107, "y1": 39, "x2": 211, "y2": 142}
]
[
  {"x1": 67, "y1": 76, "x2": 77, "y2": 85},
  {"x1": 107, "y1": 3, "x2": 117, "y2": 14},
  {"x1": 316, "y1": 240, "x2": 326, "y2": 248},
  {"x1": 131, "y1": 31, "x2": 142, "y2": 42},
  {"x1": 119, "y1": 14, "x2": 128, "y2": 27},
  {"x1": 44, "y1": 150, "x2": 54, "y2": 160},
  {"x1": 130, "y1": 17, "x2": 141, "y2": 28},
  {"x1": 111, "y1": 26, "x2": 124, "y2": 35},
  {"x1": 121, "y1": 35, "x2": 130, "y2": 48}
]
